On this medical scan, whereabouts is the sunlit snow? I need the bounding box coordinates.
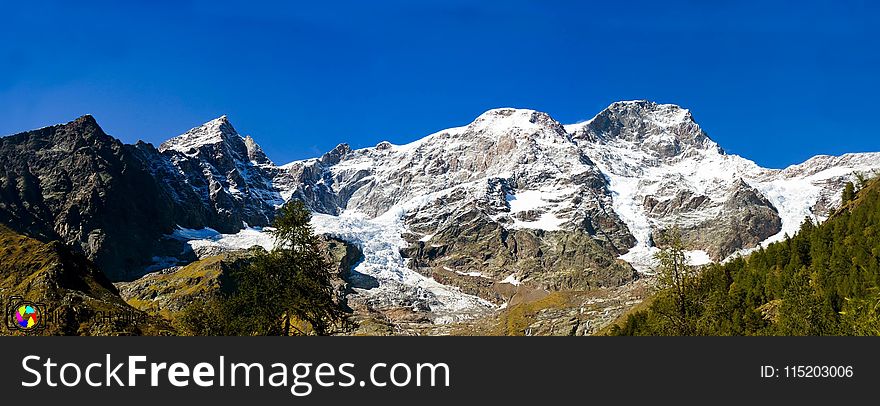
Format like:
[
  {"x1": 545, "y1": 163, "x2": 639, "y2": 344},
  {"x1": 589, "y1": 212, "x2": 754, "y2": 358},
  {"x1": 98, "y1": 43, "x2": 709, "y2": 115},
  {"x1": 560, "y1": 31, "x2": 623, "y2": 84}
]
[
  {"x1": 501, "y1": 273, "x2": 521, "y2": 286},
  {"x1": 172, "y1": 226, "x2": 276, "y2": 252}
]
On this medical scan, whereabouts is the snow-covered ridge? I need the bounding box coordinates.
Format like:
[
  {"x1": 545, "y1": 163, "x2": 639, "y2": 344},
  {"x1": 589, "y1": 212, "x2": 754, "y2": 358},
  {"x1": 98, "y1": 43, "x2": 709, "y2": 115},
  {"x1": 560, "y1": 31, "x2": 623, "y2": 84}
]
[
  {"x1": 159, "y1": 115, "x2": 237, "y2": 155},
  {"x1": 161, "y1": 101, "x2": 880, "y2": 322}
]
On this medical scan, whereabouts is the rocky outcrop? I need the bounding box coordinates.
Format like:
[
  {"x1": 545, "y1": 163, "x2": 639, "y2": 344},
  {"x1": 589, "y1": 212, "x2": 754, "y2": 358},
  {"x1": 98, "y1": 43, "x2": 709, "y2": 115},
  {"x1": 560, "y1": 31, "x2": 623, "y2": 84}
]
[
  {"x1": 158, "y1": 116, "x2": 283, "y2": 232},
  {"x1": 0, "y1": 116, "x2": 180, "y2": 280},
  {"x1": 652, "y1": 179, "x2": 782, "y2": 259},
  {"x1": 402, "y1": 210, "x2": 637, "y2": 299}
]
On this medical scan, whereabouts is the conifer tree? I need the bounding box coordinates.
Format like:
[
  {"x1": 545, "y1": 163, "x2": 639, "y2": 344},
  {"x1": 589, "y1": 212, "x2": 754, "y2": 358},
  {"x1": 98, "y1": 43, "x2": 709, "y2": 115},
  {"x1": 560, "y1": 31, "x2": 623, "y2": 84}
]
[
  {"x1": 654, "y1": 227, "x2": 698, "y2": 335},
  {"x1": 842, "y1": 181, "x2": 856, "y2": 203},
  {"x1": 180, "y1": 200, "x2": 345, "y2": 336}
]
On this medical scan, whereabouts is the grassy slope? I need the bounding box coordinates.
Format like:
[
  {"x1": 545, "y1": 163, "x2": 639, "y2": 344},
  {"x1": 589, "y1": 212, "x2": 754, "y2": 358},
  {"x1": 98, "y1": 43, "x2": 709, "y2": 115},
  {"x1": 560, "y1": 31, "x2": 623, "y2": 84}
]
[
  {"x1": 117, "y1": 253, "x2": 242, "y2": 320},
  {"x1": 0, "y1": 225, "x2": 168, "y2": 335}
]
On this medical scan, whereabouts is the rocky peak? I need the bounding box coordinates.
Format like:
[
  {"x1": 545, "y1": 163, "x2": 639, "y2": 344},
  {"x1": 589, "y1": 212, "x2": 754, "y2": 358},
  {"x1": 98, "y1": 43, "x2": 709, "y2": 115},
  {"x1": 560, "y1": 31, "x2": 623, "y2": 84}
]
[
  {"x1": 243, "y1": 135, "x2": 272, "y2": 165},
  {"x1": 159, "y1": 115, "x2": 246, "y2": 156},
  {"x1": 0, "y1": 115, "x2": 181, "y2": 280},
  {"x1": 575, "y1": 100, "x2": 722, "y2": 158},
  {"x1": 68, "y1": 114, "x2": 101, "y2": 131},
  {"x1": 602, "y1": 100, "x2": 694, "y2": 127},
  {"x1": 152, "y1": 115, "x2": 285, "y2": 234},
  {"x1": 53, "y1": 114, "x2": 114, "y2": 145},
  {"x1": 320, "y1": 143, "x2": 351, "y2": 165}
]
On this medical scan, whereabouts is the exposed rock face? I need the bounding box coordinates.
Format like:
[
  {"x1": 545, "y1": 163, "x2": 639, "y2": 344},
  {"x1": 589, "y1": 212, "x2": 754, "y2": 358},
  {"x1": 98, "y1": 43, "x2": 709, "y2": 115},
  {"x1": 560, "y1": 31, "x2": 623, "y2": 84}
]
[
  {"x1": 652, "y1": 179, "x2": 782, "y2": 258},
  {"x1": 0, "y1": 115, "x2": 287, "y2": 280},
  {"x1": 712, "y1": 179, "x2": 783, "y2": 255},
  {"x1": 278, "y1": 109, "x2": 637, "y2": 292},
  {"x1": 402, "y1": 217, "x2": 637, "y2": 298},
  {"x1": 158, "y1": 116, "x2": 283, "y2": 232},
  {"x1": 0, "y1": 116, "x2": 178, "y2": 280},
  {"x1": 127, "y1": 141, "x2": 218, "y2": 230}
]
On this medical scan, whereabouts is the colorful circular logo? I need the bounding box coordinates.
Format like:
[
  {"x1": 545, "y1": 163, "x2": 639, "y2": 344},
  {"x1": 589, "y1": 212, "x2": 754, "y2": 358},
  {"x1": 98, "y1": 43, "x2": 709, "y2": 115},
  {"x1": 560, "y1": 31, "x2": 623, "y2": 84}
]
[{"x1": 14, "y1": 303, "x2": 41, "y2": 330}]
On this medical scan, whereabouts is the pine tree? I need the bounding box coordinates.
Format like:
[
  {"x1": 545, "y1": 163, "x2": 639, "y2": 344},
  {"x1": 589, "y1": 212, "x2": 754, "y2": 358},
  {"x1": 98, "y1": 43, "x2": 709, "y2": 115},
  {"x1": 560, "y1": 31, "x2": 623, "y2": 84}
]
[
  {"x1": 842, "y1": 181, "x2": 856, "y2": 203},
  {"x1": 654, "y1": 227, "x2": 698, "y2": 335},
  {"x1": 180, "y1": 200, "x2": 345, "y2": 336}
]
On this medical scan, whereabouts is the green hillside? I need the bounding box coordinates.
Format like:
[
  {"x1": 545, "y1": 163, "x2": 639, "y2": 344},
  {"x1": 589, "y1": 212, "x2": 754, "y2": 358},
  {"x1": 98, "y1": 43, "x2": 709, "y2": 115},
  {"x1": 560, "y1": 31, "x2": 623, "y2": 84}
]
[{"x1": 0, "y1": 225, "x2": 168, "y2": 335}]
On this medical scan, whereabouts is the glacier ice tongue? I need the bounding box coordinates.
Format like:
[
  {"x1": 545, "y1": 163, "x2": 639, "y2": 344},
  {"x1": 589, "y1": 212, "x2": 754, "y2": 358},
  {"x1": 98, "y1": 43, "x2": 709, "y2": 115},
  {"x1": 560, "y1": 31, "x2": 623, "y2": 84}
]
[{"x1": 311, "y1": 209, "x2": 495, "y2": 324}]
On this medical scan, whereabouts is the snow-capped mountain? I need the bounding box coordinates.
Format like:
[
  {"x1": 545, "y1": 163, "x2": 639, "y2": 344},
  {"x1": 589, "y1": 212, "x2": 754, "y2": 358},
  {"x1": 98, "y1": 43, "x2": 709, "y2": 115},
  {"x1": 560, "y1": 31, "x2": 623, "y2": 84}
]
[
  {"x1": 566, "y1": 101, "x2": 880, "y2": 270},
  {"x1": 156, "y1": 115, "x2": 284, "y2": 232},
  {"x1": 276, "y1": 108, "x2": 641, "y2": 321},
  {"x1": 150, "y1": 101, "x2": 879, "y2": 323},
  {"x1": 6, "y1": 102, "x2": 874, "y2": 323},
  {"x1": 275, "y1": 102, "x2": 877, "y2": 269},
  {"x1": 280, "y1": 107, "x2": 633, "y2": 250}
]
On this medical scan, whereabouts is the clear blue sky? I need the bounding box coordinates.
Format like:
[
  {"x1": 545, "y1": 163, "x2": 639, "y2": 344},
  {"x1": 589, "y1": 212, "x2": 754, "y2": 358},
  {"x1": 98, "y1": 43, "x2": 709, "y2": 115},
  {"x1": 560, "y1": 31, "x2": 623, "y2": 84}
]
[{"x1": 1, "y1": 0, "x2": 878, "y2": 168}]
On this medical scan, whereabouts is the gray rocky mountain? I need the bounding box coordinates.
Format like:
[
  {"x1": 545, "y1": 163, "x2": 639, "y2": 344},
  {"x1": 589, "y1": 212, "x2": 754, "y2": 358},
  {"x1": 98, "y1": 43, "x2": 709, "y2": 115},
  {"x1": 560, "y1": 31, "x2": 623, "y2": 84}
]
[
  {"x1": 157, "y1": 116, "x2": 283, "y2": 232},
  {"x1": 0, "y1": 115, "x2": 179, "y2": 280},
  {"x1": 0, "y1": 115, "x2": 283, "y2": 280}
]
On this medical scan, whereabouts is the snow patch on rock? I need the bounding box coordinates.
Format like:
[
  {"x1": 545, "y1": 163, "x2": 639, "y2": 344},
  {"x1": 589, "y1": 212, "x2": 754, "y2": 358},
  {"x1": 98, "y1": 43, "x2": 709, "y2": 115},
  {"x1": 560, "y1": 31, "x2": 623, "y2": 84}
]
[{"x1": 501, "y1": 273, "x2": 521, "y2": 286}]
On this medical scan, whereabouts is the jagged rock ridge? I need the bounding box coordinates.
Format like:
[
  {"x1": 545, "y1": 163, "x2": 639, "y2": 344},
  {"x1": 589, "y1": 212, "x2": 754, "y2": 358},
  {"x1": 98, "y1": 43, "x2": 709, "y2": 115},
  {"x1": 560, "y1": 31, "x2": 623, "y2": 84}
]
[
  {"x1": 0, "y1": 115, "x2": 284, "y2": 280},
  {"x1": 0, "y1": 115, "x2": 178, "y2": 280}
]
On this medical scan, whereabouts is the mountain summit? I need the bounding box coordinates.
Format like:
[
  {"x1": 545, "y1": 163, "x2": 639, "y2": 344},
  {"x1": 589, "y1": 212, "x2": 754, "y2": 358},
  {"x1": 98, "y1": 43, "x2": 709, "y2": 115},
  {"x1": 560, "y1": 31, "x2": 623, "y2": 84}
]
[
  {"x1": 570, "y1": 100, "x2": 722, "y2": 157},
  {"x1": 155, "y1": 116, "x2": 283, "y2": 231},
  {"x1": 159, "y1": 115, "x2": 239, "y2": 154}
]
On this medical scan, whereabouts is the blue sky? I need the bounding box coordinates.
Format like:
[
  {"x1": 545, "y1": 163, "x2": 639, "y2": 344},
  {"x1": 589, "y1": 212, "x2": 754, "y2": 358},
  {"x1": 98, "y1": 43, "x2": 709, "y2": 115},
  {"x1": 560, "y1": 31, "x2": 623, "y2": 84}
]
[{"x1": 1, "y1": 0, "x2": 878, "y2": 168}]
